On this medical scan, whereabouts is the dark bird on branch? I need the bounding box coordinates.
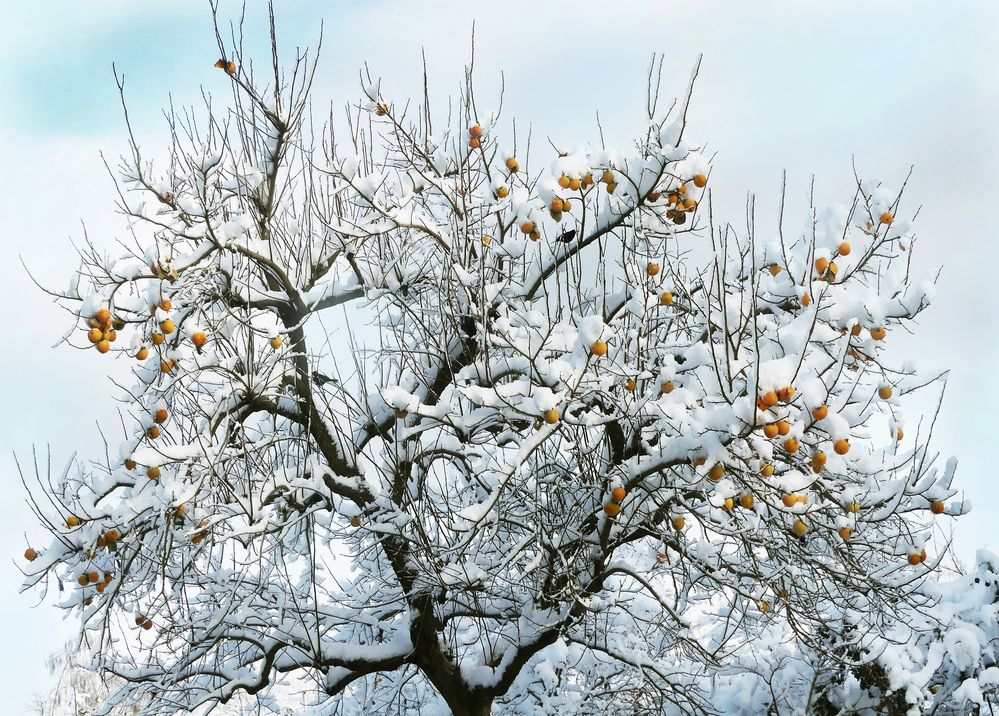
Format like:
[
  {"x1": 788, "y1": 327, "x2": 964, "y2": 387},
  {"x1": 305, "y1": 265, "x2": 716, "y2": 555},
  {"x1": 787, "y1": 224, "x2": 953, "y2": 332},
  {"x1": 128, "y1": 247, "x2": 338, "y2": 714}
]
[
  {"x1": 557, "y1": 229, "x2": 577, "y2": 244},
  {"x1": 312, "y1": 371, "x2": 338, "y2": 387}
]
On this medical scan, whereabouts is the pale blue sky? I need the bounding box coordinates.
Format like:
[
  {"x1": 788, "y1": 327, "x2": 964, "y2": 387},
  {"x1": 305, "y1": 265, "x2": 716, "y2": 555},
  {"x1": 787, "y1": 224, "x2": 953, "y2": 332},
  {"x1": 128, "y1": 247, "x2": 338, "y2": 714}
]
[{"x1": 1, "y1": 1, "x2": 997, "y2": 712}]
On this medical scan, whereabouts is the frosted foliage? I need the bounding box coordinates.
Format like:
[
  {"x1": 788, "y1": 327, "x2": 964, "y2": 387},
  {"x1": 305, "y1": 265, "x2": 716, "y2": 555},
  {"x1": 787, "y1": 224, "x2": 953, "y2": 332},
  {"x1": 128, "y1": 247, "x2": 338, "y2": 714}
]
[{"x1": 19, "y1": 20, "x2": 985, "y2": 716}]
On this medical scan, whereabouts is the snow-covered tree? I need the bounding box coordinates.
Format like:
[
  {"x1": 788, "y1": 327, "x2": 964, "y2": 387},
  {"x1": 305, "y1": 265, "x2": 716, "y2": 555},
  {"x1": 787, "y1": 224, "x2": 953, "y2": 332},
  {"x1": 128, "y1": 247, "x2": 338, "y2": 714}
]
[{"x1": 20, "y1": 11, "x2": 976, "y2": 715}]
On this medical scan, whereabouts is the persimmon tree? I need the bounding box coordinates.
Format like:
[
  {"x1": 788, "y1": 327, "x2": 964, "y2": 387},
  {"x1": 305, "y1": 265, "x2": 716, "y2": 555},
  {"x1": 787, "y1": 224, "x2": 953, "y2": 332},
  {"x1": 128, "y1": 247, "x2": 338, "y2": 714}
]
[{"x1": 20, "y1": 14, "x2": 972, "y2": 716}]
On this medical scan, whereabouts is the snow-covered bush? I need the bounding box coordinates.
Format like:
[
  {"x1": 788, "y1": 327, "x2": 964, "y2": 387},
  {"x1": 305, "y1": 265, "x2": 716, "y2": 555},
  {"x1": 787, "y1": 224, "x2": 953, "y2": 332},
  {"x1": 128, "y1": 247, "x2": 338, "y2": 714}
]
[{"x1": 19, "y1": 12, "x2": 978, "y2": 716}]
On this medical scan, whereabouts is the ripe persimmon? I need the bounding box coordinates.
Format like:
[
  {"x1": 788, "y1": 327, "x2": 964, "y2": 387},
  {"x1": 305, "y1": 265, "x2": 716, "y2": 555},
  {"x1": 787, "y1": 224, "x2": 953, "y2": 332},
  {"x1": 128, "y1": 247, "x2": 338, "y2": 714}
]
[
  {"x1": 24, "y1": 548, "x2": 38, "y2": 561},
  {"x1": 783, "y1": 437, "x2": 800, "y2": 453},
  {"x1": 270, "y1": 336, "x2": 283, "y2": 350},
  {"x1": 878, "y1": 385, "x2": 893, "y2": 400},
  {"x1": 505, "y1": 157, "x2": 520, "y2": 172},
  {"x1": 833, "y1": 439, "x2": 850, "y2": 455},
  {"x1": 792, "y1": 519, "x2": 808, "y2": 536},
  {"x1": 160, "y1": 319, "x2": 175, "y2": 335},
  {"x1": 543, "y1": 409, "x2": 560, "y2": 425},
  {"x1": 659, "y1": 291, "x2": 673, "y2": 305},
  {"x1": 930, "y1": 500, "x2": 945, "y2": 515},
  {"x1": 660, "y1": 381, "x2": 674, "y2": 394},
  {"x1": 763, "y1": 423, "x2": 779, "y2": 439},
  {"x1": 879, "y1": 211, "x2": 893, "y2": 224},
  {"x1": 191, "y1": 332, "x2": 207, "y2": 348},
  {"x1": 611, "y1": 486, "x2": 627, "y2": 502},
  {"x1": 812, "y1": 404, "x2": 829, "y2": 420},
  {"x1": 671, "y1": 515, "x2": 686, "y2": 530},
  {"x1": 708, "y1": 463, "x2": 725, "y2": 480},
  {"x1": 838, "y1": 241, "x2": 851, "y2": 256},
  {"x1": 590, "y1": 340, "x2": 608, "y2": 357},
  {"x1": 603, "y1": 502, "x2": 621, "y2": 517},
  {"x1": 692, "y1": 174, "x2": 707, "y2": 188}
]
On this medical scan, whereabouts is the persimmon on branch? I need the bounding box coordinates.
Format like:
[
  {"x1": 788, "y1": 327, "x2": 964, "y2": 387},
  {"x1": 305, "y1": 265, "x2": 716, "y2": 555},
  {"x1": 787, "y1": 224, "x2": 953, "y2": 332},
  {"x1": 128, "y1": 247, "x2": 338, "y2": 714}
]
[{"x1": 19, "y1": 9, "x2": 970, "y2": 716}]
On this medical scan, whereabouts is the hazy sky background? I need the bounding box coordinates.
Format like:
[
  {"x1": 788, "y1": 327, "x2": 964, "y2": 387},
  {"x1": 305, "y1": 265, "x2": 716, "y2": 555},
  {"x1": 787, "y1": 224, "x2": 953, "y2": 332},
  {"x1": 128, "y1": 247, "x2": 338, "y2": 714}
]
[{"x1": 1, "y1": 1, "x2": 997, "y2": 711}]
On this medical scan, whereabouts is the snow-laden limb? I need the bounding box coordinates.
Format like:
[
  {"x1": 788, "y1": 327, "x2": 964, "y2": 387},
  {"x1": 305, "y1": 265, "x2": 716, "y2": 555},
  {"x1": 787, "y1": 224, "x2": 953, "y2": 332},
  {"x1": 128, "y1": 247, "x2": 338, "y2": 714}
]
[{"x1": 19, "y1": 13, "x2": 979, "y2": 716}]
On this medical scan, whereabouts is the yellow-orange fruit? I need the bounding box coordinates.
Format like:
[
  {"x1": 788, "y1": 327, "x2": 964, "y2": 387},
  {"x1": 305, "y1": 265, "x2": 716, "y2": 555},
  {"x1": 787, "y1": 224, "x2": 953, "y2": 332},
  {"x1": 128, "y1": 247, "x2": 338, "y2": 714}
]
[
  {"x1": 147, "y1": 466, "x2": 161, "y2": 479},
  {"x1": 66, "y1": 515, "x2": 82, "y2": 528},
  {"x1": 558, "y1": 174, "x2": 571, "y2": 189},
  {"x1": 624, "y1": 378, "x2": 637, "y2": 392},
  {"x1": 468, "y1": 124, "x2": 483, "y2": 138},
  {"x1": 776, "y1": 386, "x2": 796, "y2": 403},
  {"x1": 692, "y1": 174, "x2": 707, "y2": 188},
  {"x1": 907, "y1": 553, "x2": 921, "y2": 565},
  {"x1": 160, "y1": 319, "x2": 175, "y2": 335},
  {"x1": 606, "y1": 182, "x2": 618, "y2": 194},
  {"x1": 693, "y1": 457, "x2": 707, "y2": 467},
  {"x1": 78, "y1": 574, "x2": 90, "y2": 586},
  {"x1": 160, "y1": 360, "x2": 174, "y2": 373},
  {"x1": 154, "y1": 408, "x2": 168, "y2": 424},
  {"x1": 660, "y1": 380, "x2": 675, "y2": 394},
  {"x1": 520, "y1": 221, "x2": 535, "y2": 235},
  {"x1": 350, "y1": 516, "x2": 362, "y2": 527},
  {"x1": 879, "y1": 211, "x2": 894, "y2": 224},
  {"x1": 270, "y1": 336, "x2": 283, "y2": 350},
  {"x1": 896, "y1": 428, "x2": 904, "y2": 441},
  {"x1": 776, "y1": 420, "x2": 791, "y2": 436},
  {"x1": 708, "y1": 463, "x2": 725, "y2": 481},
  {"x1": 792, "y1": 519, "x2": 808, "y2": 536},
  {"x1": 878, "y1": 385, "x2": 893, "y2": 400},
  {"x1": 815, "y1": 257, "x2": 829, "y2": 274},
  {"x1": 495, "y1": 186, "x2": 509, "y2": 199},
  {"x1": 87, "y1": 328, "x2": 103, "y2": 344},
  {"x1": 124, "y1": 459, "x2": 137, "y2": 470},
  {"x1": 603, "y1": 501, "x2": 621, "y2": 517},
  {"x1": 105, "y1": 529, "x2": 119, "y2": 542},
  {"x1": 783, "y1": 437, "x2": 800, "y2": 453},
  {"x1": 660, "y1": 291, "x2": 673, "y2": 305},
  {"x1": 812, "y1": 404, "x2": 829, "y2": 420},
  {"x1": 581, "y1": 173, "x2": 593, "y2": 187},
  {"x1": 569, "y1": 177, "x2": 581, "y2": 191},
  {"x1": 833, "y1": 439, "x2": 850, "y2": 455},
  {"x1": 611, "y1": 486, "x2": 627, "y2": 503},
  {"x1": 846, "y1": 501, "x2": 861, "y2": 514},
  {"x1": 782, "y1": 494, "x2": 798, "y2": 508},
  {"x1": 760, "y1": 463, "x2": 774, "y2": 477},
  {"x1": 647, "y1": 262, "x2": 660, "y2": 276},
  {"x1": 590, "y1": 341, "x2": 608, "y2": 357},
  {"x1": 151, "y1": 332, "x2": 165, "y2": 346},
  {"x1": 838, "y1": 527, "x2": 852, "y2": 540},
  {"x1": 801, "y1": 292, "x2": 812, "y2": 307},
  {"x1": 469, "y1": 137, "x2": 481, "y2": 149},
  {"x1": 24, "y1": 548, "x2": 38, "y2": 561},
  {"x1": 930, "y1": 500, "x2": 945, "y2": 515},
  {"x1": 850, "y1": 324, "x2": 862, "y2": 336},
  {"x1": 760, "y1": 391, "x2": 779, "y2": 408},
  {"x1": 671, "y1": 515, "x2": 686, "y2": 530},
  {"x1": 768, "y1": 264, "x2": 782, "y2": 277},
  {"x1": 95, "y1": 308, "x2": 111, "y2": 326},
  {"x1": 760, "y1": 599, "x2": 771, "y2": 613},
  {"x1": 601, "y1": 170, "x2": 615, "y2": 184},
  {"x1": 722, "y1": 497, "x2": 735, "y2": 511},
  {"x1": 482, "y1": 235, "x2": 492, "y2": 245},
  {"x1": 838, "y1": 241, "x2": 851, "y2": 256},
  {"x1": 740, "y1": 494, "x2": 755, "y2": 509},
  {"x1": 543, "y1": 409, "x2": 560, "y2": 425},
  {"x1": 529, "y1": 229, "x2": 541, "y2": 242},
  {"x1": 147, "y1": 426, "x2": 160, "y2": 439},
  {"x1": 551, "y1": 197, "x2": 564, "y2": 212},
  {"x1": 191, "y1": 332, "x2": 207, "y2": 347},
  {"x1": 763, "y1": 423, "x2": 779, "y2": 439},
  {"x1": 160, "y1": 299, "x2": 172, "y2": 311},
  {"x1": 870, "y1": 327, "x2": 886, "y2": 341},
  {"x1": 811, "y1": 451, "x2": 827, "y2": 473},
  {"x1": 96, "y1": 340, "x2": 110, "y2": 354},
  {"x1": 505, "y1": 157, "x2": 520, "y2": 172}
]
